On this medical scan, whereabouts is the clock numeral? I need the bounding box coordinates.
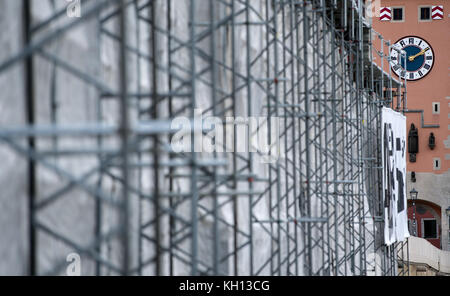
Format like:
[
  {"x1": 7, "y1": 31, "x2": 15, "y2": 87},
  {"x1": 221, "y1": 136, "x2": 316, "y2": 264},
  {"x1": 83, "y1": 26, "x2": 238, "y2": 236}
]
[
  {"x1": 418, "y1": 71, "x2": 423, "y2": 77},
  {"x1": 426, "y1": 56, "x2": 433, "y2": 60},
  {"x1": 391, "y1": 56, "x2": 397, "y2": 61},
  {"x1": 423, "y1": 64, "x2": 430, "y2": 70},
  {"x1": 409, "y1": 38, "x2": 414, "y2": 44},
  {"x1": 409, "y1": 73, "x2": 414, "y2": 79},
  {"x1": 418, "y1": 40, "x2": 422, "y2": 47},
  {"x1": 399, "y1": 40, "x2": 406, "y2": 47},
  {"x1": 393, "y1": 64, "x2": 401, "y2": 71}
]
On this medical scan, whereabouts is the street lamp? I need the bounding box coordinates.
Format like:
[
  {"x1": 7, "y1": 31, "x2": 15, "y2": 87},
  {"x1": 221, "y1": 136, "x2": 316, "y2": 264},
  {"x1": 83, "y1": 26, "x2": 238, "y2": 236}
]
[
  {"x1": 410, "y1": 188, "x2": 418, "y2": 236},
  {"x1": 410, "y1": 188, "x2": 418, "y2": 201}
]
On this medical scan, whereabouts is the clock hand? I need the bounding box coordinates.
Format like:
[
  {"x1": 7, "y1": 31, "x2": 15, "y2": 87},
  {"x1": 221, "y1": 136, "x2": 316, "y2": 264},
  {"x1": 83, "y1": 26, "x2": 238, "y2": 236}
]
[{"x1": 408, "y1": 47, "x2": 430, "y2": 62}]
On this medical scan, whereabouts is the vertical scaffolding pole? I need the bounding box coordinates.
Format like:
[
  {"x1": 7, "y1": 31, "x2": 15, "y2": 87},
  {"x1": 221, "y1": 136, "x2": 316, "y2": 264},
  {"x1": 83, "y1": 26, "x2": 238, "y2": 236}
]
[{"x1": 23, "y1": 0, "x2": 36, "y2": 276}]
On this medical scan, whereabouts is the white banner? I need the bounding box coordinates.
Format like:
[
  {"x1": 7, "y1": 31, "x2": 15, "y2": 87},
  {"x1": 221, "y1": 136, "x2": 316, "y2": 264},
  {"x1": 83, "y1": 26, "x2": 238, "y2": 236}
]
[{"x1": 381, "y1": 107, "x2": 409, "y2": 245}]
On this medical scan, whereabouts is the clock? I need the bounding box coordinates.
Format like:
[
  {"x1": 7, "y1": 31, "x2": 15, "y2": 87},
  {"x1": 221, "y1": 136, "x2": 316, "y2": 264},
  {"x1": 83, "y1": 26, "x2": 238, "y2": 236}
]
[{"x1": 389, "y1": 36, "x2": 434, "y2": 81}]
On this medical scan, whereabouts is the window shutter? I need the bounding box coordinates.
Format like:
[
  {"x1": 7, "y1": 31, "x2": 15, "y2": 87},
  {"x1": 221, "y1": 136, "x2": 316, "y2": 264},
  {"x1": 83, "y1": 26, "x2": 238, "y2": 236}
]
[
  {"x1": 380, "y1": 7, "x2": 392, "y2": 21},
  {"x1": 431, "y1": 5, "x2": 443, "y2": 20}
]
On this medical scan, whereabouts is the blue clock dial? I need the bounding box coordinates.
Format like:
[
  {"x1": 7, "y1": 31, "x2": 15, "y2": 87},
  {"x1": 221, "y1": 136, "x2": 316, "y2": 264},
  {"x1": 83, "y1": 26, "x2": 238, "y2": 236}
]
[
  {"x1": 389, "y1": 36, "x2": 434, "y2": 81},
  {"x1": 400, "y1": 46, "x2": 425, "y2": 72}
]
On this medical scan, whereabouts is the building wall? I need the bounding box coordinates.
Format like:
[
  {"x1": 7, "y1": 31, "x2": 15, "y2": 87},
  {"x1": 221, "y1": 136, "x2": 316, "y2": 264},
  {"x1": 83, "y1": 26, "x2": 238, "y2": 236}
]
[
  {"x1": 406, "y1": 171, "x2": 450, "y2": 250},
  {"x1": 398, "y1": 236, "x2": 450, "y2": 275},
  {"x1": 373, "y1": 0, "x2": 450, "y2": 251},
  {"x1": 401, "y1": 264, "x2": 439, "y2": 276}
]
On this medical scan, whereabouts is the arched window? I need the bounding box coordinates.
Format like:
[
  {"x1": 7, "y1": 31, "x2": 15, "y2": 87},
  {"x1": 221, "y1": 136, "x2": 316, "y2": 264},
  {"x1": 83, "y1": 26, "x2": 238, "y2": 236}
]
[{"x1": 408, "y1": 200, "x2": 442, "y2": 249}]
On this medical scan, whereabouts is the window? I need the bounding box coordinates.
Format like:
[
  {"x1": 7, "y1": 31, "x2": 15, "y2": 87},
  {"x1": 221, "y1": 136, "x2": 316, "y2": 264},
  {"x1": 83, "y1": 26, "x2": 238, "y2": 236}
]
[
  {"x1": 432, "y1": 102, "x2": 440, "y2": 114},
  {"x1": 433, "y1": 158, "x2": 441, "y2": 170},
  {"x1": 420, "y1": 6, "x2": 431, "y2": 21},
  {"x1": 392, "y1": 7, "x2": 404, "y2": 21},
  {"x1": 422, "y1": 219, "x2": 437, "y2": 239}
]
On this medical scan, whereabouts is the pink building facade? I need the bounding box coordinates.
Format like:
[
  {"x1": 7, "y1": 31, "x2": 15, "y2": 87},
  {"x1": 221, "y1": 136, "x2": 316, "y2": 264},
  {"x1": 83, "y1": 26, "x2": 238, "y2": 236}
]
[{"x1": 373, "y1": 0, "x2": 450, "y2": 250}]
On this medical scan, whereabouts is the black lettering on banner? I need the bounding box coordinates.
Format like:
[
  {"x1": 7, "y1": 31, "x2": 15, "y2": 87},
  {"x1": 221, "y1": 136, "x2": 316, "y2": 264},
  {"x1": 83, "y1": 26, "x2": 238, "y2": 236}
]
[
  {"x1": 395, "y1": 137, "x2": 405, "y2": 213},
  {"x1": 383, "y1": 124, "x2": 392, "y2": 223},
  {"x1": 397, "y1": 169, "x2": 405, "y2": 212},
  {"x1": 402, "y1": 139, "x2": 405, "y2": 157},
  {"x1": 389, "y1": 128, "x2": 395, "y2": 233}
]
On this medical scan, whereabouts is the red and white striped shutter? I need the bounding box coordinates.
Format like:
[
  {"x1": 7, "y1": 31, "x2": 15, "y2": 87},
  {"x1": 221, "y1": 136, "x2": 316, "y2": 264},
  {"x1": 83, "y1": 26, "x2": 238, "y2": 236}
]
[
  {"x1": 432, "y1": 5, "x2": 444, "y2": 20},
  {"x1": 380, "y1": 7, "x2": 392, "y2": 21}
]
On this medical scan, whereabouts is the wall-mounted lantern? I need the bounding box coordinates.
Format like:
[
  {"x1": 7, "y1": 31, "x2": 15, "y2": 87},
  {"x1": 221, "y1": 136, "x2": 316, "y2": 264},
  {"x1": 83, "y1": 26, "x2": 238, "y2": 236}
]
[
  {"x1": 408, "y1": 124, "x2": 419, "y2": 162},
  {"x1": 428, "y1": 132, "x2": 435, "y2": 150},
  {"x1": 411, "y1": 171, "x2": 416, "y2": 183},
  {"x1": 410, "y1": 188, "x2": 418, "y2": 201}
]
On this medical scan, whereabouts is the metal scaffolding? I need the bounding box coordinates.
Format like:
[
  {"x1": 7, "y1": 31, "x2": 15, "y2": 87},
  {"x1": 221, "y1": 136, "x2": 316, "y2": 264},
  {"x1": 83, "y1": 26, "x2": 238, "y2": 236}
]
[{"x1": 0, "y1": 0, "x2": 410, "y2": 275}]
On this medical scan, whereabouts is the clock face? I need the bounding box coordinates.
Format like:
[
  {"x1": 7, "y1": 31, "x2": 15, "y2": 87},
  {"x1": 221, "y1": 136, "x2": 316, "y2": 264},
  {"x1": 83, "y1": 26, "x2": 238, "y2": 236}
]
[{"x1": 389, "y1": 36, "x2": 434, "y2": 81}]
